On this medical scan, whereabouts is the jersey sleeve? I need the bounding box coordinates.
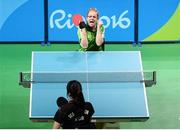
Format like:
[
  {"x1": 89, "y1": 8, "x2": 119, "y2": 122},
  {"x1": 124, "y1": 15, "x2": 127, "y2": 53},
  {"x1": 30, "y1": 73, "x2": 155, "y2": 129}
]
[
  {"x1": 53, "y1": 109, "x2": 64, "y2": 124},
  {"x1": 85, "y1": 102, "x2": 95, "y2": 116}
]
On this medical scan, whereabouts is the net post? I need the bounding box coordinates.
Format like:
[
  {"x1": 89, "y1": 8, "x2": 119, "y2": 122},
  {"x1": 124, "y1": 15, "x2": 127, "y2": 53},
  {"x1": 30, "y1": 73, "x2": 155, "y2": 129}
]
[
  {"x1": 19, "y1": 72, "x2": 30, "y2": 88},
  {"x1": 144, "y1": 71, "x2": 157, "y2": 87},
  {"x1": 153, "y1": 71, "x2": 157, "y2": 85},
  {"x1": 19, "y1": 72, "x2": 23, "y2": 85}
]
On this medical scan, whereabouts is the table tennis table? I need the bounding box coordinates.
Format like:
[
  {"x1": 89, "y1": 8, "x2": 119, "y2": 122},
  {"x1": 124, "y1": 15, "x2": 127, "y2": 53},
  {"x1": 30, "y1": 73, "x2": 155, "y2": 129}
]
[{"x1": 29, "y1": 51, "x2": 149, "y2": 122}]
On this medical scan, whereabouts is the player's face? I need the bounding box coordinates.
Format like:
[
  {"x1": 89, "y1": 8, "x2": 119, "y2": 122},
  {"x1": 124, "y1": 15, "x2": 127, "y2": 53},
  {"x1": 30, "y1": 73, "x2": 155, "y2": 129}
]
[{"x1": 87, "y1": 10, "x2": 98, "y2": 28}]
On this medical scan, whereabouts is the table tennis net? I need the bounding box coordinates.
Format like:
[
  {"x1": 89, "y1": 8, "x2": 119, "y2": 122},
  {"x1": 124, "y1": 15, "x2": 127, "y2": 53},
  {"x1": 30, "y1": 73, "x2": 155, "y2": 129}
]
[{"x1": 19, "y1": 71, "x2": 156, "y2": 87}]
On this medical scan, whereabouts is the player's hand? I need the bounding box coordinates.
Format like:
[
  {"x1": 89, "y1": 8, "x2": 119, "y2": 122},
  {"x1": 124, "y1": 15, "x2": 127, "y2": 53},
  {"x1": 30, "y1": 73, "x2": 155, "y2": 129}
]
[
  {"x1": 79, "y1": 21, "x2": 86, "y2": 29},
  {"x1": 97, "y1": 20, "x2": 103, "y2": 28}
]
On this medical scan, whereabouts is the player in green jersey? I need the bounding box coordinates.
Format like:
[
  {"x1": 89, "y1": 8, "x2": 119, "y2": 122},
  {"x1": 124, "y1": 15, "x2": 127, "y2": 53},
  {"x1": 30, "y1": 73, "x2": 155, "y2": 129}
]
[{"x1": 77, "y1": 8, "x2": 105, "y2": 51}]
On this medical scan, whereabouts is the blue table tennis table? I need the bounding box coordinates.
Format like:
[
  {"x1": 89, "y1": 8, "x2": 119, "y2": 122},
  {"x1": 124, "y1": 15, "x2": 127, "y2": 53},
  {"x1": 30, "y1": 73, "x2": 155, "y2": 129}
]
[{"x1": 29, "y1": 51, "x2": 149, "y2": 122}]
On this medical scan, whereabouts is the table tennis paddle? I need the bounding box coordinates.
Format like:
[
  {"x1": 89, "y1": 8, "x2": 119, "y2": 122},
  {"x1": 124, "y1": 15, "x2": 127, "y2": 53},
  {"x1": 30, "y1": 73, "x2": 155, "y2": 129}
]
[
  {"x1": 57, "y1": 97, "x2": 68, "y2": 108},
  {"x1": 72, "y1": 14, "x2": 83, "y2": 26}
]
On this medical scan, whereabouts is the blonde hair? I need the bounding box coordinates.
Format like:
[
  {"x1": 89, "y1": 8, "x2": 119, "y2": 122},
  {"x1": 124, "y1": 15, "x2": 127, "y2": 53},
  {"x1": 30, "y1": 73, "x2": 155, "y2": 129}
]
[{"x1": 87, "y1": 8, "x2": 99, "y2": 19}]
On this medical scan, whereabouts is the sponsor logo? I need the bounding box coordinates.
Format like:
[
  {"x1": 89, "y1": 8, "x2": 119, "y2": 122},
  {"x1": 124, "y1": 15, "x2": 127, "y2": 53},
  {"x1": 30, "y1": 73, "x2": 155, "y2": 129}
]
[{"x1": 50, "y1": 9, "x2": 131, "y2": 29}]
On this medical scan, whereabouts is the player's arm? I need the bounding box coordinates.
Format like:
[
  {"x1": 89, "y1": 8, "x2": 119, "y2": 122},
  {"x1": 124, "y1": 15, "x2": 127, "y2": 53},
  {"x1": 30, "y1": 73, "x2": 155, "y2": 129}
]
[
  {"x1": 53, "y1": 121, "x2": 61, "y2": 129},
  {"x1": 79, "y1": 22, "x2": 88, "y2": 48},
  {"x1": 96, "y1": 21, "x2": 104, "y2": 46},
  {"x1": 53, "y1": 109, "x2": 64, "y2": 129}
]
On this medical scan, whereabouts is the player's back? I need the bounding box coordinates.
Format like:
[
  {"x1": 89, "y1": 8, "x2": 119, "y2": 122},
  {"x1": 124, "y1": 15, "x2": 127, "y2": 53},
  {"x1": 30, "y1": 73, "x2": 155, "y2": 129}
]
[{"x1": 61, "y1": 102, "x2": 96, "y2": 129}]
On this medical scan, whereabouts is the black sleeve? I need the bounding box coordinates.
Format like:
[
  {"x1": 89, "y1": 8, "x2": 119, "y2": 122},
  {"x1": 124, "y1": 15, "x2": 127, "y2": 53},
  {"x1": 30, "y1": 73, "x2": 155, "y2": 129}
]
[
  {"x1": 85, "y1": 102, "x2": 95, "y2": 117},
  {"x1": 53, "y1": 109, "x2": 64, "y2": 124}
]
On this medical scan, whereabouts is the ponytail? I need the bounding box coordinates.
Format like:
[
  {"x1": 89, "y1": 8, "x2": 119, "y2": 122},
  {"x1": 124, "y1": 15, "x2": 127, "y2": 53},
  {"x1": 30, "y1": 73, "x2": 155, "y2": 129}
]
[
  {"x1": 67, "y1": 80, "x2": 85, "y2": 108},
  {"x1": 76, "y1": 91, "x2": 85, "y2": 107}
]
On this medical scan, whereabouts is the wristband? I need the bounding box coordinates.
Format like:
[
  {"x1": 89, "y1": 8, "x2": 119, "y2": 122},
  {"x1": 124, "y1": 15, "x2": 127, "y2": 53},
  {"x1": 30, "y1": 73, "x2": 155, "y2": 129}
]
[{"x1": 79, "y1": 21, "x2": 86, "y2": 29}]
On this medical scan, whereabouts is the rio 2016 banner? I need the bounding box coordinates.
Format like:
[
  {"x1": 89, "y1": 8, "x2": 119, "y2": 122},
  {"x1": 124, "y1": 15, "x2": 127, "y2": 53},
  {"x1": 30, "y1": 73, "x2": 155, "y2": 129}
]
[
  {"x1": 139, "y1": 0, "x2": 180, "y2": 42},
  {"x1": 0, "y1": 0, "x2": 179, "y2": 43},
  {"x1": 0, "y1": 0, "x2": 44, "y2": 42},
  {"x1": 48, "y1": 0, "x2": 134, "y2": 42}
]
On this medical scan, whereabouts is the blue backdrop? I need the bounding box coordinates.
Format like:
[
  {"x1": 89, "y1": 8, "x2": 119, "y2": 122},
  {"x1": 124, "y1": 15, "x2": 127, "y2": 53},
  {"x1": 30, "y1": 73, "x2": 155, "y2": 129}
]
[
  {"x1": 139, "y1": 0, "x2": 179, "y2": 41},
  {"x1": 48, "y1": 0, "x2": 134, "y2": 42},
  {"x1": 0, "y1": 0, "x2": 179, "y2": 43},
  {"x1": 0, "y1": 0, "x2": 44, "y2": 41}
]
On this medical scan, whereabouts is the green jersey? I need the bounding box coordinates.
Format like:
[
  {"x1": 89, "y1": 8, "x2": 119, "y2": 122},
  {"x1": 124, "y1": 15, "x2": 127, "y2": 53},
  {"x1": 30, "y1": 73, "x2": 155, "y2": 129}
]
[{"x1": 77, "y1": 25, "x2": 105, "y2": 51}]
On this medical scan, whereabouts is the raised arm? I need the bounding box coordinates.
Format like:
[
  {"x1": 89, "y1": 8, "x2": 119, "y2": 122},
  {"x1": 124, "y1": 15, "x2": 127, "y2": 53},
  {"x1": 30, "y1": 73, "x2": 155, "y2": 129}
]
[
  {"x1": 96, "y1": 21, "x2": 104, "y2": 46},
  {"x1": 79, "y1": 22, "x2": 88, "y2": 48},
  {"x1": 79, "y1": 28, "x2": 88, "y2": 48}
]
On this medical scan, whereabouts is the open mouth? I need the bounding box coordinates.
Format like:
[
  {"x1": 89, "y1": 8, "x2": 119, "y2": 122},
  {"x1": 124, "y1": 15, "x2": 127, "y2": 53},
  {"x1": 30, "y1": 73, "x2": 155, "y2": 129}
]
[{"x1": 89, "y1": 20, "x2": 95, "y2": 24}]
